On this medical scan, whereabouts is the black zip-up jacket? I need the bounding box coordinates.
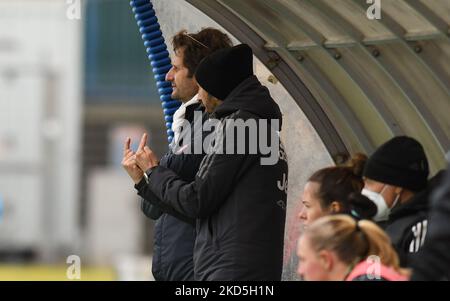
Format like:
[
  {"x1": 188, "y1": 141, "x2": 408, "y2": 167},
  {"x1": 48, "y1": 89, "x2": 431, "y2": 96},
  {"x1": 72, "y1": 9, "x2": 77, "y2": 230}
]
[
  {"x1": 384, "y1": 171, "x2": 446, "y2": 267},
  {"x1": 135, "y1": 76, "x2": 288, "y2": 280},
  {"x1": 140, "y1": 102, "x2": 206, "y2": 281},
  {"x1": 411, "y1": 167, "x2": 449, "y2": 280}
]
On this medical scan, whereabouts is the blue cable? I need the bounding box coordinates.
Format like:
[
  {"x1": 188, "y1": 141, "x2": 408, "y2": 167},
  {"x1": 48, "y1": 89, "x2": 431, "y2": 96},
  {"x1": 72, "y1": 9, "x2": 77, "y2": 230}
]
[{"x1": 130, "y1": 0, "x2": 181, "y2": 143}]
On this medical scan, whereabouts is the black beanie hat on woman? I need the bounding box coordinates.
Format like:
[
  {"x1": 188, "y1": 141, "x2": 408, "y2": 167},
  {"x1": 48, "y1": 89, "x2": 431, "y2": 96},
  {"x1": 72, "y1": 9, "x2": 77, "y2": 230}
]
[
  {"x1": 363, "y1": 136, "x2": 429, "y2": 192},
  {"x1": 195, "y1": 44, "x2": 253, "y2": 100}
]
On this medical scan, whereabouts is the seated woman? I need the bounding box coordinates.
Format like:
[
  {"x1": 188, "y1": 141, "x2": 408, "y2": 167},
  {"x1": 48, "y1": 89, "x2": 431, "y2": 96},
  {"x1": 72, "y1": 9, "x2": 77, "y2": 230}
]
[
  {"x1": 297, "y1": 215, "x2": 410, "y2": 281},
  {"x1": 298, "y1": 154, "x2": 376, "y2": 226}
]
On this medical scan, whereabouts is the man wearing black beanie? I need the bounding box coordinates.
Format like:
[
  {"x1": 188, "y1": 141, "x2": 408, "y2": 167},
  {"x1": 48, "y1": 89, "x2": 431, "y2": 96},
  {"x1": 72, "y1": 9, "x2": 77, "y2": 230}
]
[
  {"x1": 194, "y1": 44, "x2": 254, "y2": 112},
  {"x1": 362, "y1": 136, "x2": 437, "y2": 267},
  {"x1": 131, "y1": 44, "x2": 288, "y2": 280}
]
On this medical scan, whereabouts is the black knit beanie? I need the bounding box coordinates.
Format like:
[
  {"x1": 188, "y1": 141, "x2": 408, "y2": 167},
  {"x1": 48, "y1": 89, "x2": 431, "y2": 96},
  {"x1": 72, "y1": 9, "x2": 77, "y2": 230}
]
[
  {"x1": 363, "y1": 136, "x2": 429, "y2": 192},
  {"x1": 195, "y1": 44, "x2": 253, "y2": 100}
]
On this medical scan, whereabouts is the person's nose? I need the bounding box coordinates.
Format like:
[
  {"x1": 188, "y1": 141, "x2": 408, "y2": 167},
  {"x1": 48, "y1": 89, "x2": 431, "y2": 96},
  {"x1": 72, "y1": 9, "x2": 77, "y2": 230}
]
[
  {"x1": 298, "y1": 207, "x2": 307, "y2": 221},
  {"x1": 165, "y1": 67, "x2": 174, "y2": 82}
]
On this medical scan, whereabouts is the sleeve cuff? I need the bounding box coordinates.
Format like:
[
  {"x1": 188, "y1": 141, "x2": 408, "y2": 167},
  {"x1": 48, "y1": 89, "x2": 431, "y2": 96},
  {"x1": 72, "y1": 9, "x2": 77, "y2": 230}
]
[
  {"x1": 134, "y1": 166, "x2": 159, "y2": 191},
  {"x1": 134, "y1": 177, "x2": 147, "y2": 191}
]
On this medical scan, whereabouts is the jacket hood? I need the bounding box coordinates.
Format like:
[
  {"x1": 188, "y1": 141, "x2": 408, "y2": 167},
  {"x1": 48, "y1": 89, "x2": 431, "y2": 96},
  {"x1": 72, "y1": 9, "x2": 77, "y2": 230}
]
[{"x1": 212, "y1": 75, "x2": 283, "y2": 128}]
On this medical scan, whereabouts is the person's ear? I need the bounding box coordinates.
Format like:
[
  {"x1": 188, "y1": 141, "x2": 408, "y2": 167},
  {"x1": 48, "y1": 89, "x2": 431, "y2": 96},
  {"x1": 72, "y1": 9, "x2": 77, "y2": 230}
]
[
  {"x1": 329, "y1": 201, "x2": 342, "y2": 214},
  {"x1": 318, "y1": 250, "x2": 333, "y2": 271}
]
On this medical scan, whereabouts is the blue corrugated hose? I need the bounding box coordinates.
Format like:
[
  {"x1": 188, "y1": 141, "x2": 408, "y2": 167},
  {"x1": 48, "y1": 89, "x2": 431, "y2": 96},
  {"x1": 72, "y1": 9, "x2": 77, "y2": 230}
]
[{"x1": 130, "y1": 0, "x2": 181, "y2": 143}]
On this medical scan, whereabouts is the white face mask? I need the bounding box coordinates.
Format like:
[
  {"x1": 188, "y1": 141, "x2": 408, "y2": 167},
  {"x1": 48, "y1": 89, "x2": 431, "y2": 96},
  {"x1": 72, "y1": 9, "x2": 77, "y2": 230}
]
[{"x1": 361, "y1": 186, "x2": 400, "y2": 222}]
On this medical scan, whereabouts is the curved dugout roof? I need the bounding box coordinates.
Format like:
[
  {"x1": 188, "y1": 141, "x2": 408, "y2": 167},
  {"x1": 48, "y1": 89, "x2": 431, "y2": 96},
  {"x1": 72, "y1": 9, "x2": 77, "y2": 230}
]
[{"x1": 186, "y1": 0, "x2": 450, "y2": 173}]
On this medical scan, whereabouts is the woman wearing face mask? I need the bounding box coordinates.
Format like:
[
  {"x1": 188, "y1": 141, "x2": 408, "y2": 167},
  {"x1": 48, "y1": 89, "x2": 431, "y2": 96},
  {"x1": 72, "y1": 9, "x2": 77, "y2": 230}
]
[
  {"x1": 297, "y1": 215, "x2": 409, "y2": 281},
  {"x1": 298, "y1": 154, "x2": 376, "y2": 227},
  {"x1": 361, "y1": 136, "x2": 432, "y2": 267}
]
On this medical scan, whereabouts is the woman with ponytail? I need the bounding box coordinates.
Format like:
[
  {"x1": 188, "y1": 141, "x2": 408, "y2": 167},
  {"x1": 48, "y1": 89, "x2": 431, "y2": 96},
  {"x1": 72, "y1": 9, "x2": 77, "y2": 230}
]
[
  {"x1": 298, "y1": 154, "x2": 376, "y2": 226},
  {"x1": 297, "y1": 215, "x2": 409, "y2": 281}
]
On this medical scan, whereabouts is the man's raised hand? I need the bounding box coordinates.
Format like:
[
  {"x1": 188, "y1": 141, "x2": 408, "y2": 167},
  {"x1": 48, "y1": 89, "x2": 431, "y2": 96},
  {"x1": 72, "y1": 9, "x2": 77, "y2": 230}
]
[
  {"x1": 121, "y1": 137, "x2": 144, "y2": 184},
  {"x1": 135, "y1": 133, "x2": 159, "y2": 172}
]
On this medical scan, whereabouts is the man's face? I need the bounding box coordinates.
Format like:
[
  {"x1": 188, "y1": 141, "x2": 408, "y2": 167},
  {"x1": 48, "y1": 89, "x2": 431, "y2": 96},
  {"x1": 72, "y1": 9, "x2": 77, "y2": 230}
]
[
  {"x1": 197, "y1": 86, "x2": 223, "y2": 114},
  {"x1": 165, "y1": 48, "x2": 198, "y2": 103},
  {"x1": 363, "y1": 178, "x2": 398, "y2": 208}
]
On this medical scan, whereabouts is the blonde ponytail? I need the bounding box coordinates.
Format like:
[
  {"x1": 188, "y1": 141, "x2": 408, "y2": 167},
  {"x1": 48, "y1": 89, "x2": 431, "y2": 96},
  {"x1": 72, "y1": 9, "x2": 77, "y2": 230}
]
[
  {"x1": 305, "y1": 215, "x2": 404, "y2": 273},
  {"x1": 357, "y1": 220, "x2": 401, "y2": 270}
]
